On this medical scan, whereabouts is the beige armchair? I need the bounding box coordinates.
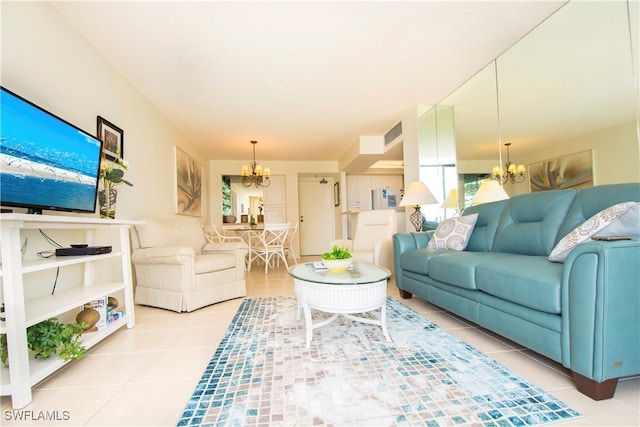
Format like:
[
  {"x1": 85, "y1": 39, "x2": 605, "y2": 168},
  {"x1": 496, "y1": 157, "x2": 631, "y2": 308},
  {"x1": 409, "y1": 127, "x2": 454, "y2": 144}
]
[
  {"x1": 332, "y1": 209, "x2": 397, "y2": 271},
  {"x1": 131, "y1": 216, "x2": 248, "y2": 312}
]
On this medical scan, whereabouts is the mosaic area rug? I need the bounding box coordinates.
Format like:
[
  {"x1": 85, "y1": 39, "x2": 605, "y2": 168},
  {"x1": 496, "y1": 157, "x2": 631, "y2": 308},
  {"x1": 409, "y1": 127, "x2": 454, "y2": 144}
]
[{"x1": 178, "y1": 297, "x2": 580, "y2": 426}]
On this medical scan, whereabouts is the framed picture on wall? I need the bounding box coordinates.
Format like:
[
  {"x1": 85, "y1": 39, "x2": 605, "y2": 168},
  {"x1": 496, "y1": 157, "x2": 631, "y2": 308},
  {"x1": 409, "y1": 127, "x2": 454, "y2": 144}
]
[
  {"x1": 97, "y1": 116, "x2": 123, "y2": 161},
  {"x1": 334, "y1": 182, "x2": 340, "y2": 207},
  {"x1": 528, "y1": 150, "x2": 593, "y2": 192},
  {"x1": 175, "y1": 146, "x2": 203, "y2": 216}
]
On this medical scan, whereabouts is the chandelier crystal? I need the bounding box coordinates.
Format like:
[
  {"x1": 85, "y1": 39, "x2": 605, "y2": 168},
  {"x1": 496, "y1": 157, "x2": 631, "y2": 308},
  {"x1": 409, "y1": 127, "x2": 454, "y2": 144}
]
[
  {"x1": 493, "y1": 143, "x2": 526, "y2": 184},
  {"x1": 240, "y1": 140, "x2": 271, "y2": 188}
]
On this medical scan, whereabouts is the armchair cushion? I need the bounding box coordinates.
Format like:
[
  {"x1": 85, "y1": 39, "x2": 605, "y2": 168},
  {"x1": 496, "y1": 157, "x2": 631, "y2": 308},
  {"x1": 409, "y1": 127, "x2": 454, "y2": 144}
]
[
  {"x1": 195, "y1": 253, "x2": 236, "y2": 274},
  {"x1": 136, "y1": 216, "x2": 206, "y2": 253}
]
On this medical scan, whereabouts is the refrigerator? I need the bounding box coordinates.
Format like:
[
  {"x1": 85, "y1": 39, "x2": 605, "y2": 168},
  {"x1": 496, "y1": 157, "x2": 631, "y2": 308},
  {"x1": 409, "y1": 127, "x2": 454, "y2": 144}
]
[{"x1": 371, "y1": 188, "x2": 402, "y2": 210}]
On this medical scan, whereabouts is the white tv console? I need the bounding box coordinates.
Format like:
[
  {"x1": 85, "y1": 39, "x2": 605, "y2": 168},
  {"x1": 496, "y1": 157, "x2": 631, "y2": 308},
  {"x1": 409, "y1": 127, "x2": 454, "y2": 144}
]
[{"x1": 0, "y1": 214, "x2": 141, "y2": 409}]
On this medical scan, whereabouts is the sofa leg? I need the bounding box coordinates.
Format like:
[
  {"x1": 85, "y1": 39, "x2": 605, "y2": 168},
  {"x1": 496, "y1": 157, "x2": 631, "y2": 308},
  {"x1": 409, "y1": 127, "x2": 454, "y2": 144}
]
[
  {"x1": 572, "y1": 372, "x2": 618, "y2": 400},
  {"x1": 398, "y1": 289, "x2": 412, "y2": 299}
]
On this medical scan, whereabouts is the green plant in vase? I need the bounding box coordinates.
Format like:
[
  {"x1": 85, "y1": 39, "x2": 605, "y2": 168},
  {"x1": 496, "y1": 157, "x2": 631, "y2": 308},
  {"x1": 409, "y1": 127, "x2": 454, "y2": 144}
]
[
  {"x1": 99, "y1": 150, "x2": 133, "y2": 219},
  {"x1": 320, "y1": 245, "x2": 353, "y2": 272},
  {"x1": 321, "y1": 245, "x2": 352, "y2": 260}
]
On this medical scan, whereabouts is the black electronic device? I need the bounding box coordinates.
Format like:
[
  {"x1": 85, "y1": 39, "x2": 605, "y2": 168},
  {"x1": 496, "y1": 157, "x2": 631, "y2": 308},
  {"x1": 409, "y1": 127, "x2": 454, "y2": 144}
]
[{"x1": 55, "y1": 246, "x2": 112, "y2": 256}]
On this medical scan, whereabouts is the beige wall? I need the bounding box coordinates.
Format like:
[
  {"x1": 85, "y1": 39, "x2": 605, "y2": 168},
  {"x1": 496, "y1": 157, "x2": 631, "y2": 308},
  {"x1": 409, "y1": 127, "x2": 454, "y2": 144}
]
[
  {"x1": 4, "y1": 1, "x2": 637, "y2": 228},
  {"x1": 2, "y1": 2, "x2": 344, "y2": 233},
  {"x1": 454, "y1": 120, "x2": 639, "y2": 198},
  {"x1": 1, "y1": 1, "x2": 207, "y2": 221},
  {"x1": 505, "y1": 120, "x2": 639, "y2": 196}
]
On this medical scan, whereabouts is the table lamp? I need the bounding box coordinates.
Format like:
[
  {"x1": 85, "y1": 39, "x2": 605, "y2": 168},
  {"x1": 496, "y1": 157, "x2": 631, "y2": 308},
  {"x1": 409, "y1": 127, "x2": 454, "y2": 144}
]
[
  {"x1": 399, "y1": 181, "x2": 438, "y2": 232},
  {"x1": 471, "y1": 180, "x2": 509, "y2": 206},
  {"x1": 441, "y1": 188, "x2": 459, "y2": 214}
]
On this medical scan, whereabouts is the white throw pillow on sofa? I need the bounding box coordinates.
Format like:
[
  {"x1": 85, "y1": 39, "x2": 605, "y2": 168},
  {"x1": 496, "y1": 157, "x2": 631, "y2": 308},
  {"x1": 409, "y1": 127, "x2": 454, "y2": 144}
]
[
  {"x1": 427, "y1": 213, "x2": 479, "y2": 251},
  {"x1": 548, "y1": 201, "x2": 639, "y2": 262}
]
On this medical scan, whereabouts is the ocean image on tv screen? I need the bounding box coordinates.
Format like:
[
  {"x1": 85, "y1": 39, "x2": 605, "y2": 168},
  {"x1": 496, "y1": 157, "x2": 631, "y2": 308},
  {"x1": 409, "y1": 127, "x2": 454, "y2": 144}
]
[{"x1": 0, "y1": 89, "x2": 102, "y2": 212}]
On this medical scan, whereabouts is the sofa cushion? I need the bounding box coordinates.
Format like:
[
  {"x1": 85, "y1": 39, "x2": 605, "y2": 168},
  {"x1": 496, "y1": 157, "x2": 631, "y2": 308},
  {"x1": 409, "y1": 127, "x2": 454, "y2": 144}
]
[
  {"x1": 476, "y1": 256, "x2": 564, "y2": 314},
  {"x1": 427, "y1": 213, "x2": 478, "y2": 251},
  {"x1": 549, "y1": 201, "x2": 639, "y2": 262},
  {"x1": 556, "y1": 183, "x2": 640, "y2": 242},
  {"x1": 399, "y1": 248, "x2": 446, "y2": 275},
  {"x1": 463, "y1": 200, "x2": 507, "y2": 252},
  {"x1": 135, "y1": 218, "x2": 169, "y2": 248},
  {"x1": 428, "y1": 251, "x2": 517, "y2": 290},
  {"x1": 493, "y1": 189, "x2": 577, "y2": 256}
]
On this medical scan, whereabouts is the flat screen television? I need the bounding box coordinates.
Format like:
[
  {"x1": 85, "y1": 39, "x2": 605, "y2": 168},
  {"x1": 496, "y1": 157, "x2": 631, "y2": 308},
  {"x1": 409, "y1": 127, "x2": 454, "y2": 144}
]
[{"x1": 0, "y1": 86, "x2": 103, "y2": 214}]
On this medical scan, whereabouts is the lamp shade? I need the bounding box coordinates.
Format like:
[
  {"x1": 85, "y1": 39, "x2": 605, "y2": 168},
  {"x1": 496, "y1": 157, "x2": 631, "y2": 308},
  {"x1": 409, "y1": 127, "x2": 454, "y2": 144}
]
[
  {"x1": 399, "y1": 181, "x2": 438, "y2": 207},
  {"x1": 471, "y1": 180, "x2": 509, "y2": 205},
  {"x1": 441, "y1": 188, "x2": 458, "y2": 209}
]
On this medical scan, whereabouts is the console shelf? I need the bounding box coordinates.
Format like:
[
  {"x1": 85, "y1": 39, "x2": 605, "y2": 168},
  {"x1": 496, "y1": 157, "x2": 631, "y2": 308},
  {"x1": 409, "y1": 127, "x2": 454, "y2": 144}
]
[
  {"x1": 19, "y1": 251, "x2": 123, "y2": 275},
  {"x1": 0, "y1": 315, "x2": 128, "y2": 396},
  {"x1": 0, "y1": 214, "x2": 141, "y2": 409}
]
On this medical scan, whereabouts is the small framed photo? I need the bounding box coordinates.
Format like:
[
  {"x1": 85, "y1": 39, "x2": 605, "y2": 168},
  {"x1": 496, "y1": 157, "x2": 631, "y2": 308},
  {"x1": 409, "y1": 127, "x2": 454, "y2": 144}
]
[
  {"x1": 97, "y1": 116, "x2": 124, "y2": 160},
  {"x1": 334, "y1": 182, "x2": 340, "y2": 207}
]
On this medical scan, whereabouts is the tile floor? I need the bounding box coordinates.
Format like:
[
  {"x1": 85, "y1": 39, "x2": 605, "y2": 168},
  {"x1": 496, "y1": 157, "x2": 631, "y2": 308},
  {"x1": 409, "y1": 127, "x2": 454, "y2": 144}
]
[{"x1": 1, "y1": 257, "x2": 638, "y2": 426}]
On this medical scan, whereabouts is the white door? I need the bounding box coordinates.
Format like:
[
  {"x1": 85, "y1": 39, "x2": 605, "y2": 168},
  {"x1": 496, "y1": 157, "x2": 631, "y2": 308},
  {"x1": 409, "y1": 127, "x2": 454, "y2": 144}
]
[
  {"x1": 263, "y1": 175, "x2": 286, "y2": 223},
  {"x1": 299, "y1": 178, "x2": 335, "y2": 256}
]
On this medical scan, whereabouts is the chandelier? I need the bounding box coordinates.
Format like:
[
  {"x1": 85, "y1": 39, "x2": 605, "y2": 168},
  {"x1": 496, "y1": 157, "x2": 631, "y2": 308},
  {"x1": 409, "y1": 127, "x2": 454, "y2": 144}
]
[
  {"x1": 493, "y1": 143, "x2": 526, "y2": 184},
  {"x1": 240, "y1": 140, "x2": 271, "y2": 188}
]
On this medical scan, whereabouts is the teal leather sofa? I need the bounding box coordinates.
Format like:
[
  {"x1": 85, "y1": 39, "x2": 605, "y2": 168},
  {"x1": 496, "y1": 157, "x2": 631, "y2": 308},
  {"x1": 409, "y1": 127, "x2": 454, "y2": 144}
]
[{"x1": 393, "y1": 183, "x2": 640, "y2": 400}]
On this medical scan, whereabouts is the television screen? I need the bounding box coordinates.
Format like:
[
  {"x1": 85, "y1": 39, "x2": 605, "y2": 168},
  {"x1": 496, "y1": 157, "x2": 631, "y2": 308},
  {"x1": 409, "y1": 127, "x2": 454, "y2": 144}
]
[{"x1": 0, "y1": 87, "x2": 103, "y2": 214}]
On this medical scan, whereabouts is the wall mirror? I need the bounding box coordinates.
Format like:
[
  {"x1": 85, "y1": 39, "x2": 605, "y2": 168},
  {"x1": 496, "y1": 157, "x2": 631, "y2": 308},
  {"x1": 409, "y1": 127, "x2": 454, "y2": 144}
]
[
  {"x1": 418, "y1": 104, "x2": 458, "y2": 222},
  {"x1": 222, "y1": 175, "x2": 264, "y2": 223},
  {"x1": 432, "y1": 0, "x2": 638, "y2": 204}
]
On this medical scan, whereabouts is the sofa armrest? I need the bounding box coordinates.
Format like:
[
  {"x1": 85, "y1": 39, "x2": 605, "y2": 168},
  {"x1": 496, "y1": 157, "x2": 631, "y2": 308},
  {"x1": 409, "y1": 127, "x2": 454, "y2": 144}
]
[
  {"x1": 561, "y1": 239, "x2": 640, "y2": 383},
  {"x1": 392, "y1": 232, "x2": 433, "y2": 285},
  {"x1": 131, "y1": 246, "x2": 196, "y2": 265}
]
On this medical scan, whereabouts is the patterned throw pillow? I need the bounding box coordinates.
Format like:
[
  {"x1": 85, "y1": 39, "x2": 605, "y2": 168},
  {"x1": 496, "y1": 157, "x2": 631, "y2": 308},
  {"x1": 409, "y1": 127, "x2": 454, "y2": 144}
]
[
  {"x1": 548, "y1": 201, "x2": 639, "y2": 263},
  {"x1": 427, "y1": 213, "x2": 479, "y2": 251}
]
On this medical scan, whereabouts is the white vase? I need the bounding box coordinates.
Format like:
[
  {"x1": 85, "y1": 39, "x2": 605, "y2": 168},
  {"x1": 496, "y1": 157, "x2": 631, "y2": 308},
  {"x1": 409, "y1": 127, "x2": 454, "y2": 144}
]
[{"x1": 321, "y1": 258, "x2": 353, "y2": 273}]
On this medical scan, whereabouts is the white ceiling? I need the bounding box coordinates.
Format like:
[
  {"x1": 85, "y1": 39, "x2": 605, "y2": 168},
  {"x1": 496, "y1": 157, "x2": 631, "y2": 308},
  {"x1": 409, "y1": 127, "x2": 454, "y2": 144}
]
[{"x1": 51, "y1": 1, "x2": 567, "y2": 163}]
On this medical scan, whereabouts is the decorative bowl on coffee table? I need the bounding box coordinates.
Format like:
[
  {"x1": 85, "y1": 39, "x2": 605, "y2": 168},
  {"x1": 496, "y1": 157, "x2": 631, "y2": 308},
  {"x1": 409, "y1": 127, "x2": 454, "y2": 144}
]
[{"x1": 321, "y1": 258, "x2": 353, "y2": 273}]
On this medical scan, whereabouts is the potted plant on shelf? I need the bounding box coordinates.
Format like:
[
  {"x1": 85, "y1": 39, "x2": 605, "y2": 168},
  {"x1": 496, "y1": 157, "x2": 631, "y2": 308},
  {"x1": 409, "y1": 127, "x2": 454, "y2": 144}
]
[
  {"x1": 0, "y1": 318, "x2": 87, "y2": 367},
  {"x1": 98, "y1": 150, "x2": 133, "y2": 219},
  {"x1": 321, "y1": 245, "x2": 353, "y2": 272}
]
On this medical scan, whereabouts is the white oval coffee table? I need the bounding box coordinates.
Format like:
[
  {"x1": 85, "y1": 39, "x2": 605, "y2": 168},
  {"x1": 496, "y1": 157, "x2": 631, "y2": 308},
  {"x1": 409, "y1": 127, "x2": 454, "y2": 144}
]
[{"x1": 288, "y1": 262, "x2": 392, "y2": 348}]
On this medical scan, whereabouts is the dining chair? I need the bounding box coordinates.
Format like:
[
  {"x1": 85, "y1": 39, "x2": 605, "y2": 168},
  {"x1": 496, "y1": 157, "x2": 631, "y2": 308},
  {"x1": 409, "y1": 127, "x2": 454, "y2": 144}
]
[
  {"x1": 202, "y1": 224, "x2": 245, "y2": 244},
  {"x1": 283, "y1": 222, "x2": 298, "y2": 264},
  {"x1": 248, "y1": 223, "x2": 290, "y2": 274}
]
